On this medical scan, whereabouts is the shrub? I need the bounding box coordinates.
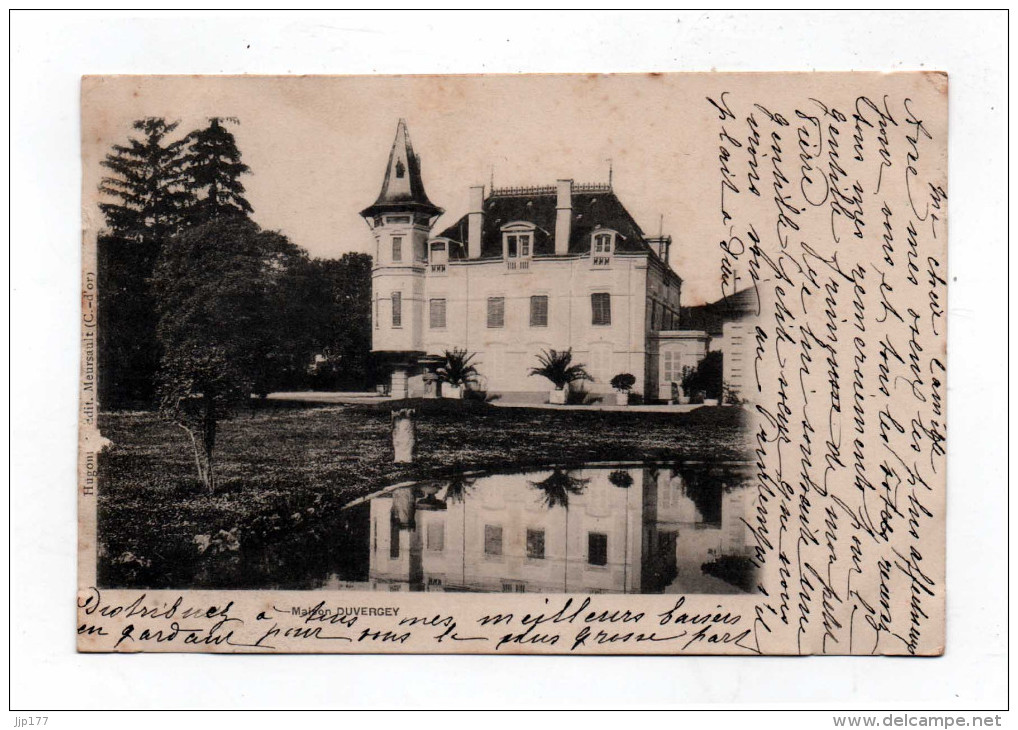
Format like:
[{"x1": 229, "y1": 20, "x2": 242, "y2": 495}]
[
  {"x1": 610, "y1": 373, "x2": 636, "y2": 392},
  {"x1": 436, "y1": 348, "x2": 480, "y2": 387},
  {"x1": 528, "y1": 348, "x2": 593, "y2": 390}
]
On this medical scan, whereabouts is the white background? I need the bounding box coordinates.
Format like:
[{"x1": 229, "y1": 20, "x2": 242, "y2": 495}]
[{"x1": 8, "y1": 9, "x2": 1010, "y2": 716}]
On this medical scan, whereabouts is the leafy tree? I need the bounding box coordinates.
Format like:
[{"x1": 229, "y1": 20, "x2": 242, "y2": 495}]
[
  {"x1": 99, "y1": 117, "x2": 192, "y2": 241},
  {"x1": 684, "y1": 350, "x2": 723, "y2": 400},
  {"x1": 182, "y1": 117, "x2": 253, "y2": 225},
  {"x1": 97, "y1": 234, "x2": 163, "y2": 407},
  {"x1": 302, "y1": 254, "x2": 376, "y2": 391},
  {"x1": 528, "y1": 348, "x2": 593, "y2": 390},
  {"x1": 153, "y1": 217, "x2": 305, "y2": 490}
]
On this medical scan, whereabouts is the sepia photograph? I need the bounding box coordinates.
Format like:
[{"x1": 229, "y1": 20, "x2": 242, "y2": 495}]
[
  {"x1": 76, "y1": 71, "x2": 950, "y2": 658},
  {"x1": 90, "y1": 94, "x2": 758, "y2": 597},
  {"x1": 12, "y1": 6, "x2": 1008, "y2": 718}
]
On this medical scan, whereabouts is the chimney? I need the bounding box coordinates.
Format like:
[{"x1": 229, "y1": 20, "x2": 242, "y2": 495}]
[
  {"x1": 647, "y1": 235, "x2": 672, "y2": 267},
  {"x1": 555, "y1": 179, "x2": 573, "y2": 255},
  {"x1": 468, "y1": 185, "x2": 484, "y2": 259}
]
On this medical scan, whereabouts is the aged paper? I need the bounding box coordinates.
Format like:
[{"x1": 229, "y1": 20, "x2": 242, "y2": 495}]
[{"x1": 78, "y1": 72, "x2": 947, "y2": 655}]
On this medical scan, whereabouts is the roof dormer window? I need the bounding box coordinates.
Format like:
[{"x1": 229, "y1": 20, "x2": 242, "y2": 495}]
[
  {"x1": 501, "y1": 222, "x2": 536, "y2": 271},
  {"x1": 506, "y1": 233, "x2": 531, "y2": 258},
  {"x1": 591, "y1": 230, "x2": 616, "y2": 267}
]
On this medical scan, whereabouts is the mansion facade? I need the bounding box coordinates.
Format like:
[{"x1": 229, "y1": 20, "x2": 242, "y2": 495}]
[{"x1": 363, "y1": 120, "x2": 749, "y2": 402}]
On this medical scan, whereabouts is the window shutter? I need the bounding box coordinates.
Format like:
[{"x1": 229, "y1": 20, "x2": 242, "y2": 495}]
[
  {"x1": 530, "y1": 295, "x2": 548, "y2": 327},
  {"x1": 487, "y1": 297, "x2": 505, "y2": 328},
  {"x1": 591, "y1": 293, "x2": 611, "y2": 326},
  {"x1": 429, "y1": 298, "x2": 446, "y2": 329},
  {"x1": 484, "y1": 525, "x2": 503, "y2": 556}
]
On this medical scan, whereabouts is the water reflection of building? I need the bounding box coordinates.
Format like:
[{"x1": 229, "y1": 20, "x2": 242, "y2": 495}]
[{"x1": 364, "y1": 464, "x2": 753, "y2": 594}]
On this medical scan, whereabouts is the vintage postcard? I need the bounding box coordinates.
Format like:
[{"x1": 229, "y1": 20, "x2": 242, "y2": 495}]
[{"x1": 78, "y1": 72, "x2": 947, "y2": 655}]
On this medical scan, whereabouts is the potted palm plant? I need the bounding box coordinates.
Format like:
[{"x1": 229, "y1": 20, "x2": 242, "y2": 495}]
[
  {"x1": 528, "y1": 348, "x2": 593, "y2": 404},
  {"x1": 610, "y1": 373, "x2": 636, "y2": 405},
  {"x1": 436, "y1": 348, "x2": 479, "y2": 399}
]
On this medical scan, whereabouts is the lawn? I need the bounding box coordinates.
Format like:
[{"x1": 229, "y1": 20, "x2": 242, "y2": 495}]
[{"x1": 96, "y1": 398, "x2": 751, "y2": 589}]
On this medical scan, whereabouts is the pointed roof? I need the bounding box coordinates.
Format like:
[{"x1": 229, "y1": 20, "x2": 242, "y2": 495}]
[{"x1": 360, "y1": 119, "x2": 443, "y2": 219}]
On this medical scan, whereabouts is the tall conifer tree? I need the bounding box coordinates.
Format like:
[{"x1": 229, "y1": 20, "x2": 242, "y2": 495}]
[
  {"x1": 99, "y1": 117, "x2": 191, "y2": 242},
  {"x1": 183, "y1": 117, "x2": 254, "y2": 224}
]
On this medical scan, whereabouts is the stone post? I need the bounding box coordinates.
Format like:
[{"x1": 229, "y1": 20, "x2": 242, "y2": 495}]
[{"x1": 391, "y1": 408, "x2": 417, "y2": 463}]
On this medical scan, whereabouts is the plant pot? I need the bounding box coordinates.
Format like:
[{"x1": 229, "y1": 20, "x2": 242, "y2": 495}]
[
  {"x1": 615, "y1": 390, "x2": 630, "y2": 406},
  {"x1": 444, "y1": 384, "x2": 463, "y2": 399},
  {"x1": 549, "y1": 387, "x2": 567, "y2": 405}
]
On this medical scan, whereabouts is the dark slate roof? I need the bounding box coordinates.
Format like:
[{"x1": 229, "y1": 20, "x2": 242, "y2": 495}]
[
  {"x1": 680, "y1": 287, "x2": 758, "y2": 335},
  {"x1": 436, "y1": 185, "x2": 651, "y2": 259},
  {"x1": 360, "y1": 119, "x2": 443, "y2": 219}
]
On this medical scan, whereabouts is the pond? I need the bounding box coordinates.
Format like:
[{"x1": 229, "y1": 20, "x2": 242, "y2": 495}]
[{"x1": 315, "y1": 461, "x2": 758, "y2": 595}]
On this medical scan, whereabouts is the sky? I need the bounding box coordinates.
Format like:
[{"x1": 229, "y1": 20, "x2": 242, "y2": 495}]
[{"x1": 83, "y1": 74, "x2": 732, "y2": 305}]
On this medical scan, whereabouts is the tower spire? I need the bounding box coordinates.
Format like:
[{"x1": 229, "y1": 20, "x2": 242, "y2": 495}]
[{"x1": 360, "y1": 119, "x2": 443, "y2": 219}]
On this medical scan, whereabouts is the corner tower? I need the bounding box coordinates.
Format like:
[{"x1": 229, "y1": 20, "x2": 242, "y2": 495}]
[{"x1": 361, "y1": 120, "x2": 444, "y2": 396}]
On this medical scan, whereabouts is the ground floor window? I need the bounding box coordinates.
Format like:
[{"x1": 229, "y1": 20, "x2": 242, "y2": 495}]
[
  {"x1": 427, "y1": 521, "x2": 444, "y2": 552},
  {"x1": 588, "y1": 532, "x2": 608, "y2": 566},
  {"x1": 484, "y1": 524, "x2": 503, "y2": 556},
  {"x1": 390, "y1": 520, "x2": 401, "y2": 559},
  {"x1": 526, "y1": 528, "x2": 545, "y2": 560},
  {"x1": 662, "y1": 350, "x2": 681, "y2": 384}
]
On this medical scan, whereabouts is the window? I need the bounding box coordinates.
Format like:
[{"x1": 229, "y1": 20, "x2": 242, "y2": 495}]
[
  {"x1": 591, "y1": 293, "x2": 612, "y2": 326},
  {"x1": 395, "y1": 159, "x2": 406, "y2": 178},
  {"x1": 593, "y1": 232, "x2": 613, "y2": 254},
  {"x1": 427, "y1": 522, "x2": 444, "y2": 552},
  {"x1": 588, "y1": 532, "x2": 608, "y2": 566},
  {"x1": 526, "y1": 529, "x2": 545, "y2": 560},
  {"x1": 663, "y1": 351, "x2": 681, "y2": 384},
  {"x1": 374, "y1": 295, "x2": 379, "y2": 329},
  {"x1": 429, "y1": 241, "x2": 448, "y2": 273},
  {"x1": 391, "y1": 236, "x2": 403, "y2": 262},
  {"x1": 487, "y1": 297, "x2": 505, "y2": 328},
  {"x1": 391, "y1": 291, "x2": 402, "y2": 328},
  {"x1": 505, "y1": 233, "x2": 532, "y2": 258},
  {"x1": 484, "y1": 524, "x2": 503, "y2": 556},
  {"x1": 390, "y1": 520, "x2": 401, "y2": 559},
  {"x1": 429, "y1": 298, "x2": 446, "y2": 329},
  {"x1": 530, "y1": 295, "x2": 548, "y2": 327}
]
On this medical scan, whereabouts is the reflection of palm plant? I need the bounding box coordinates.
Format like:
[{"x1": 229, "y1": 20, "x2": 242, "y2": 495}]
[
  {"x1": 436, "y1": 348, "x2": 480, "y2": 387},
  {"x1": 608, "y1": 469, "x2": 634, "y2": 489},
  {"x1": 528, "y1": 348, "x2": 593, "y2": 390},
  {"x1": 528, "y1": 469, "x2": 589, "y2": 509},
  {"x1": 443, "y1": 474, "x2": 475, "y2": 504}
]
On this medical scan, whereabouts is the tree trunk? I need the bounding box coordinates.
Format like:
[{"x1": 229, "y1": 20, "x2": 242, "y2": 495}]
[{"x1": 201, "y1": 398, "x2": 217, "y2": 491}]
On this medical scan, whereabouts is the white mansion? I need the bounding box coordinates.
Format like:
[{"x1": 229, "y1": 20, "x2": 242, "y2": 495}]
[{"x1": 363, "y1": 120, "x2": 750, "y2": 402}]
